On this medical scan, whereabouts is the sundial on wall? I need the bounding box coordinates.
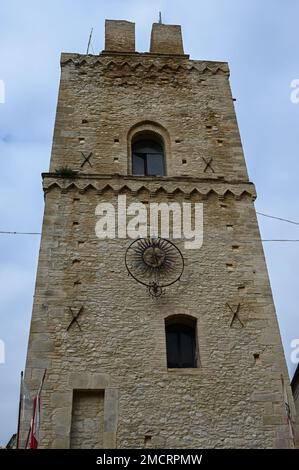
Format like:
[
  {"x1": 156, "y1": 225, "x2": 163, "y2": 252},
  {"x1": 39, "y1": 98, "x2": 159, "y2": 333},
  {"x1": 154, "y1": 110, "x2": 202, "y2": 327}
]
[{"x1": 125, "y1": 237, "x2": 184, "y2": 298}]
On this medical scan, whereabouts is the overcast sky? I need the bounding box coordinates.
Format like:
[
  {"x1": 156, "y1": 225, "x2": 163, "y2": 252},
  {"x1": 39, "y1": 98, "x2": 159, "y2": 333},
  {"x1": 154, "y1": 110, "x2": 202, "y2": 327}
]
[{"x1": 0, "y1": 0, "x2": 298, "y2": 446}]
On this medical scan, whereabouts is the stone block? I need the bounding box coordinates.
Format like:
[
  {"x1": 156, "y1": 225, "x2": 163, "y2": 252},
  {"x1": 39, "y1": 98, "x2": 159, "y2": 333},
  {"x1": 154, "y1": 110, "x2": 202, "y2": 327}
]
[
  {"x1": 150, "y1": 23, "x2": 184, "y2": 55},
  {"x1": 105, "y1": 20, "x2": 135, "y2": 53}
]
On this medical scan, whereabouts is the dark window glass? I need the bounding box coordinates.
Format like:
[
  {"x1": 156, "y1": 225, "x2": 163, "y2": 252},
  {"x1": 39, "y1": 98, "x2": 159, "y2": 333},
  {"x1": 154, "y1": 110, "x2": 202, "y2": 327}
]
[
  {"x1": 146, "y1": 153, "x2": 164, "y2": 176},
  {"x1": 166, "y1": 331, "x2": 180, "y2": 368},
  {"x1": 166, "y1": 323, "x2": 196, "y2": 368},
  {"x1": 132, "y1": 153, "x2": 145, "y2": 175},
  {"x1": 132, "y1": 138, "x2": 165, "y2": 176}
]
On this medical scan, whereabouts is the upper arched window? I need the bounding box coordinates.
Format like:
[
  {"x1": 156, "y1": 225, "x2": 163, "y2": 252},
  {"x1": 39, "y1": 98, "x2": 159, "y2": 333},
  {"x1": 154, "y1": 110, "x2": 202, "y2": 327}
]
[
  {"x1": 132, "y1": 132, "x2": 165, "y2": 176},
  {"x1": 165, "y1": 316, "x2": 197, "y2": 368}
]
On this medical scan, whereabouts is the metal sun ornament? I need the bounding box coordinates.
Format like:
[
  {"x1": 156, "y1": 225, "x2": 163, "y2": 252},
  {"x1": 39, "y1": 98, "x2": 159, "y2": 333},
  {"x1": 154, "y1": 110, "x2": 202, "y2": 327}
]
[{"x1": 125, "y1": 237, "x2": 184, "y2": 298}]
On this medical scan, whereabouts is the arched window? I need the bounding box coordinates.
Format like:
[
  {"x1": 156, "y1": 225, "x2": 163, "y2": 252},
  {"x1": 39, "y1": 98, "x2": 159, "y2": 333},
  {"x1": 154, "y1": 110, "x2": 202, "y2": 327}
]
[
  {"x1": 165, "y1": 316, "x2": 197, "y2": 368},
  {"x1": 132, "y1": 132, "x2": 165, "y2": 176}
]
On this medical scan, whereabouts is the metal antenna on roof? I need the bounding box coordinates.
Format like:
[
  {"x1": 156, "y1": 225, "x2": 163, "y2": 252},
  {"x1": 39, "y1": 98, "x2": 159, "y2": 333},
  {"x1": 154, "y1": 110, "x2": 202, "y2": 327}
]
[
  {"x1": 86, "y1": 27, "x2": 93, "y2": 54},
  {"x1": 159, "y1": 12, "x2": 162, "y2": 24}
]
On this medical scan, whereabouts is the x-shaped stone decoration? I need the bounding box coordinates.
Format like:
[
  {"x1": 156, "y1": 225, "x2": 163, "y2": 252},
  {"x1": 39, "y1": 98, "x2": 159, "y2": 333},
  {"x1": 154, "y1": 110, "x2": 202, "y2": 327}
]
[
  {"x1": 80, "y1": 151, "x2": 93, "y2": 168},
  {"x1": 226, "y1": 303, "x2": 244, "y2": 328},
  {"x1": 202, "y1": 156, "x2": 215, "y2": 173},
  {"x1": 67, "y1": 306, "x2": 84, "y2": 331}
]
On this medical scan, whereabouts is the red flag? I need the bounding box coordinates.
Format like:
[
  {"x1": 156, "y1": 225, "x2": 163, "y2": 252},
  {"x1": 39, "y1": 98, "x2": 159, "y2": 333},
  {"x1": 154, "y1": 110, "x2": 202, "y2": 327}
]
[
  {"x1": 30, "y1": 395, "x2": 40, "y2": 449},
  {"x1": 28, "y1": 370, "x2": 46, "y2": 449}
]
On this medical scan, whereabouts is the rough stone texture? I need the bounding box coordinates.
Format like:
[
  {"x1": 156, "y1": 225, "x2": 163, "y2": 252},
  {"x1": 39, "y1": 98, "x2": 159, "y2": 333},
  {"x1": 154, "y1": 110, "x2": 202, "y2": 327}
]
[
  {"x1": 150, "y1": 23, "x2": 184, "y2": 55},
  {"x1": 104, "y1": 20, "x2": 135, "y2": 53},
  {"x1": 70, "y1": 390, "x2": 104, "y2": 449},
  {"x1": 20, "y1": 21, "x2": 298, "y2": 449}
]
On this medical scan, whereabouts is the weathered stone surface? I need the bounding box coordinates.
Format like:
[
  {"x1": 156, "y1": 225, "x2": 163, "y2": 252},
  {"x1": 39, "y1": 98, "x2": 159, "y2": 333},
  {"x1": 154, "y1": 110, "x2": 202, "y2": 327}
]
[
  {"x1": 104, "y1": 20, "x2": 135, "y2": 53},
  {"x1": 104, "y1": 388, "x2": 118, "y2": 433},
  {"x1": 150, "y1": 23, "x2": 184, "y2": 55},
  {"x1": 70, "y1": 390, "x2": 104, "y2": 449}
]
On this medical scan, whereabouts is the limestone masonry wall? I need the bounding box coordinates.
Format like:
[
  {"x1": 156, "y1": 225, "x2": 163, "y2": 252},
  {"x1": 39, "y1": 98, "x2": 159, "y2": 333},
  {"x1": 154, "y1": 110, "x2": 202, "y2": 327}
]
[{"x1": 21, "y1": 21, "x2": 298, "y2": 449}]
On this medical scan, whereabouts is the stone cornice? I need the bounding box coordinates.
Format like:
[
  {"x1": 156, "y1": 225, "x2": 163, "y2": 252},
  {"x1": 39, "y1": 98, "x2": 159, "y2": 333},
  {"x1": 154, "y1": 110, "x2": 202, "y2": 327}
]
[
  {"x1": 60, "y1": 53, "x2": 229, "y2": 76},
  {"x1": 42, "y1": 173, "x2": 256, "y2": 200}
]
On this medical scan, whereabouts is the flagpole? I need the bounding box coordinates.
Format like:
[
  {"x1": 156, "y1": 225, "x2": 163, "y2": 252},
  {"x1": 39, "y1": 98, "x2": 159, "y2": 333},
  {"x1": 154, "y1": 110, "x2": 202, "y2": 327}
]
[
  {"x1": 16, "y1": 370, "x2": 23, "y2": 449},
  {"x1": 38, "y1": 369, "x2": 47, "y2": 396}
]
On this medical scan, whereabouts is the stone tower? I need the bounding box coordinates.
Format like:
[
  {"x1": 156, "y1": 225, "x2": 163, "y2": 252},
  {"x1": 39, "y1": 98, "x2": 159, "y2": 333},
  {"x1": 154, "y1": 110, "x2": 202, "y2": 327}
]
[{"x1": 21, "y1": 19, "x2": 297, "y2": 448}]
